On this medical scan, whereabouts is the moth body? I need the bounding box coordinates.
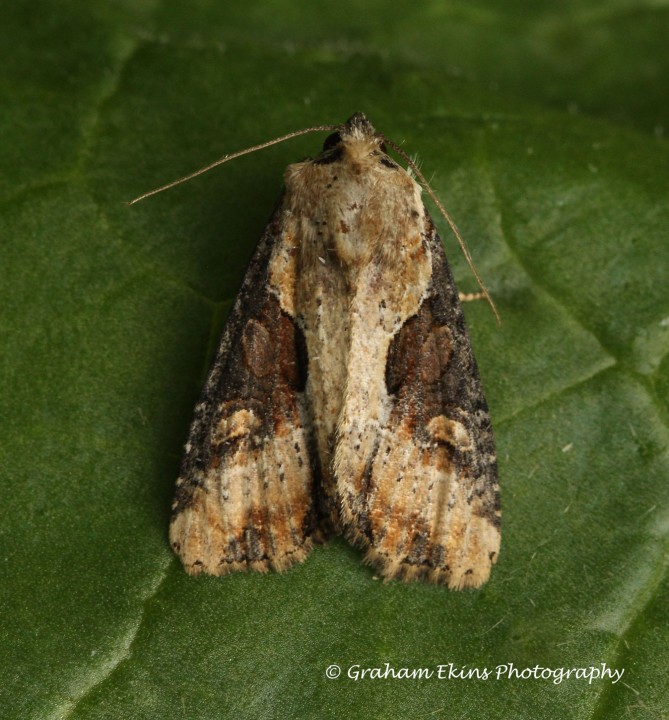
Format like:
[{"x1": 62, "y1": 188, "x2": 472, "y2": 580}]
[{"x1": 170, "y1": 113, "x2": 500, "y2": 589}]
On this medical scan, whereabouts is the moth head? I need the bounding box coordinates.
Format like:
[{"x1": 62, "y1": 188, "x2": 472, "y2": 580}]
[
  {"x1": 339, "y1": 112, "x2": 388, "y2": 150},
  {"x1": 341, "y1": 112, "x2": 376, "y2": 139},
  {"x1": 315, "y1": 113, "x2": 394, "y2": 166}
]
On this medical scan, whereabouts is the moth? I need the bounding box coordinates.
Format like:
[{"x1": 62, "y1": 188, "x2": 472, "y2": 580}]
[{"x1": 163, "y1": 113, "x2": 500, "y2": 589}]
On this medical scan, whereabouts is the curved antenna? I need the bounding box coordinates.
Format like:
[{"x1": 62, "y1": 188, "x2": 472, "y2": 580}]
[{"x1": 128, "y1": 123, "x2": 339, "y2": 205}]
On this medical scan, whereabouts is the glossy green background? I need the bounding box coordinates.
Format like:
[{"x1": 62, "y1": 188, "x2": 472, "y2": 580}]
[{"x1": 2, "y1": 1, "x2": 668, "y2": 718}]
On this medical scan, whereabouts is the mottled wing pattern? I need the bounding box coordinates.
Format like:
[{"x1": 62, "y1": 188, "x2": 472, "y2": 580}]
[
  {"x1": 169, "y1": 206, "x2": 318, "y2": 574},
  {"x1": 345, "y1": 216, "x2": 500, "y2": 589}
]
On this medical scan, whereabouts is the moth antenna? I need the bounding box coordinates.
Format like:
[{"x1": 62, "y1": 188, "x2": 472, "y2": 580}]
[
  {"x1": 128, "y1": 124, "x2": 339, "y2": 205},
  {"x1": 382, "y1": 135, "x2": 501, "y2": 324}
]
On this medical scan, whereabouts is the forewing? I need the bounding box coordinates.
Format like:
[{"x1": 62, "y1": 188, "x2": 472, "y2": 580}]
[
  {"x1": 350, "y1": 219, "x2": 500, "y2": 589},
  {"x1": 170, "y1": 209, "x2": 318, "y2": 575}
]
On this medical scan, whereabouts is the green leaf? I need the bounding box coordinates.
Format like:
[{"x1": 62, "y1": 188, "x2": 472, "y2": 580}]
[{"x1": 2, "y1": 2, "x2": 668, "y2": 719}]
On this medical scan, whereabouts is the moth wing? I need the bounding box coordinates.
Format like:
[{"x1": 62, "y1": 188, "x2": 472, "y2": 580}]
[
  {"x1": 170, "y1": 210, "x2": 317, "y2": 575},
  {"x1": 346, "y1": 220, "x2": 500, "y2": 589}
]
